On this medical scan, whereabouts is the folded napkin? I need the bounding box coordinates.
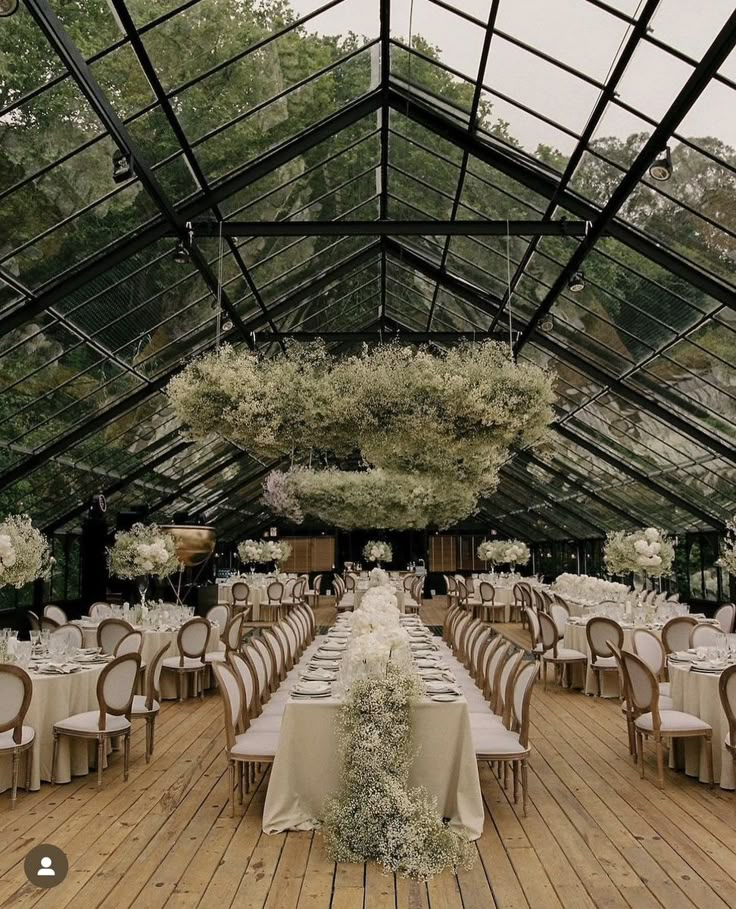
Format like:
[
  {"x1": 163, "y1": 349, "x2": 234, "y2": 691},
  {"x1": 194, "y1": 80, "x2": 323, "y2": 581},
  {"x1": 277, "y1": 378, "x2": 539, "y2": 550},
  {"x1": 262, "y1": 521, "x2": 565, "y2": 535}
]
[{"x1": 36, "y1": 662, "x2": 81, "y2": 674}]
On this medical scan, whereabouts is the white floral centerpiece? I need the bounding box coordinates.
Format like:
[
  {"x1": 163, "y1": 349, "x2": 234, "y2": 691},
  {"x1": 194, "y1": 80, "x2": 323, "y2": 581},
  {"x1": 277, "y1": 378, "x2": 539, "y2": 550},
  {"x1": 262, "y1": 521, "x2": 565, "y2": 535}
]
[
  {"x1": 477, "y1": 539, "x2": 506, "y2": 567},
  {"x1": 0, "y1": 514, "x2": 52, "y2": 589},
  {"x1": 237, "y1": 539, "x2": 262, "y2": 566},
  {"x1": 719, "y1": 517, "x2": 736, "y2": 577},
  {"x1": 362, "y1": 540, "x2": 392, "y2": 565},
  {"x1": 261, "y1": 539, "x2": 292, "y2": 567},
  {"x1": 552, "y1": 573, "x2": 629, "y2": 603},
  {"x1": 108, "y1": 523, "x2": 181, "y2": 605},
  {"x1": 503, "y1": 540, "x2": 530, "y2": 569},
  {"x1": 604, "y1": 527, "x2": 675, "y2": 585}
]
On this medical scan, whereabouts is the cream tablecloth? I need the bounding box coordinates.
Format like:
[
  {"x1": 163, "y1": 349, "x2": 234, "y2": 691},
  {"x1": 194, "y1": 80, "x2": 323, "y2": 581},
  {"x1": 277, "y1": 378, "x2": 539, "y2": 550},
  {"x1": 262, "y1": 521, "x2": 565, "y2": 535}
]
[
  {"x1": 0, "y1": 664, "x2": 106, "y2": 792},
  {"x1": 78, "y1": 624, "x2": 220, "y2": 699},
  {"x1": 562, "y1": 623, "x2": 661, "y2": 697},
  {"x1": 262, "y1": 630, "x2": 484, "y2": 840},
  {"x1": 669, "y1": 663, "x2": 733, "y2": 789}
]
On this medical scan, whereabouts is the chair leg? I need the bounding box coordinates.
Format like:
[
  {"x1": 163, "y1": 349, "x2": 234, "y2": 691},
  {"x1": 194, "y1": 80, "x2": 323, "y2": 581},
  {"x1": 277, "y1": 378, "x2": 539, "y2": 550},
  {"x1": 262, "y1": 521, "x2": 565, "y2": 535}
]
[
  {"x1": 512, "y1": 761, "x2": 519, "y2": 803},
  {"x1": 11, "y1": 750, "x2": 19, "y2": 809},
  {"x1": 97, "y1": 737, "x2": 104, "y2": 787},
  {"x1": 229, "y1": 761, "x2": 235, "y2": 817},
  {"x1": 238, "y1": 763, "x2": 244, "y2": 805},
  {"x1": 51, "y1": 731, "x2": 60, "y2": 785},
  {"x1": 177, "y1": 670, "x2": 182, "y2": 702},
  {"x1": 521, "y1": 760, "x2": 528, "y2": 817},
  {"x1": 543, "y1": 661, "x2": 547, "y2": 692},
  {"x1": 124, "y1": 732, "x2": 130, "y2": 781},
  {"x1": 25, "y1": 748, "x2": 32, "y2": 792},
  {"x1": 705, "y1": 735, "x2": 714, "y2": 788},
  {"x1": 595, "y1": 668, "x2": 601, "y2": 697},
  {"x1": 655, "y1": 737, "x2": 664, "y2": 789},
  {"x1": 637, "y1": 733, "x2": 645, "y2": 779},
  {"x1": 145, "y1": 716, "x2": 153, "y2": 763}
]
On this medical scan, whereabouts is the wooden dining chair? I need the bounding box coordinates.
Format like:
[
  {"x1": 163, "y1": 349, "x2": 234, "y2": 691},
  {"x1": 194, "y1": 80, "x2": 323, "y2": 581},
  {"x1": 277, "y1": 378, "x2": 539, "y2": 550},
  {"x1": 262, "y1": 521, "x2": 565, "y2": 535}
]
[
  {"x1": 661, "y1": 616, "x2": 698, "y2": 655},
  {"x1": 130, "y1": 643, "x2": 170, "y2": 763},
  {"x1": 266, "y1": 581, "x2": 284, "y2": 621},
  {"x1": 620, "y1": 650, "x2": 713, "y2": 789},
  {"x1": 0, "y1": 666, "x2": 35, "y2": 808},
  {"x1": 43, "y1": 604, "x2": 67, "y2": 625},
  {"x1": 52, "y1": 653, "x2": 141, "y2": 787},
  {"x1": 714, "y1": 603, "x2": 735, "y2": 634},
  {"x1": 51, "y1": 623, "x2": 84, "y2": 649},
  {"x1": 586, "y1": 617, "x2": 624, "y2": 697},
  {"x1": 206, "y1": 603, "x2": 231, "y2": 631},
  {"x1": 538, "y1": 612, "x2": 587, "y2": 691},
  {"x1": 161, "y1": 617, "x2": 210, "y2": 701},
  {"x1": 231, "y1": 581, "x2": 250, "y2": 615},
  {"x1": 689, "y1": 623, "x2": 724, "y2": 648},
  {"x1": 97, "y1": 618, "x2": 134, "y2": 655},
  {"x1": 718, "y1": 665, "x2": 736, "y2": 786}
]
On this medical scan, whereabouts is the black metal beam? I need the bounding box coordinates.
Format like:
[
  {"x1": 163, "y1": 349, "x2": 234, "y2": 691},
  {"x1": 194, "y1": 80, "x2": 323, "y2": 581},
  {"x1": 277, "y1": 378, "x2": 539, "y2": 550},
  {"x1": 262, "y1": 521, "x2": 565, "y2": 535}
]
[
  {"x1": 387, "y1": 86, "x2": 736, "y2": 316},
  {"x1": 514, "y1": 8, "x2": 736, "y2": 352},
  {"x1": 110, "y1": 0, "x2": 280, "y2": 350},
  {"x1": 489, "y1": 0, "x2": 660, "y2": 333},
  {"x1": 385, "y1": 238, "x2": 736, "y2": 468},
  {"x1": 148, "y1": 458, "x2": 278, "y2": 515},
  {"x1": 189, "y1": 219, "x2": 590, "y2": 237},
  {"x1": 23, "y1": 0, "x2": 254, "y2": 346},
  {"x1": 246, "y1": 330, "x2": 507, "y2": 343},
  {"x1": 0, "y1": 90, "x2": 382, "y2": 339},
  {"x1": 42, "y1": 438, "x2": 193, "y2": 533},
  {"x1": 488, "y1": 483, "x2": 580, "y2": 538},
  {"x1": 554, "y1": 424, "x2": 725, "y2": 530}
]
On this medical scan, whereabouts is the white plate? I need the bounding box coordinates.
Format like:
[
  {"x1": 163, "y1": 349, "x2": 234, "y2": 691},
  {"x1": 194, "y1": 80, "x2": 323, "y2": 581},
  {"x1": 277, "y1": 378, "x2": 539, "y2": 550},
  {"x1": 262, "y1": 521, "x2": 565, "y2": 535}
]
[{"x1": 430, "y1": 693, "x2": 461, "y2": 702}]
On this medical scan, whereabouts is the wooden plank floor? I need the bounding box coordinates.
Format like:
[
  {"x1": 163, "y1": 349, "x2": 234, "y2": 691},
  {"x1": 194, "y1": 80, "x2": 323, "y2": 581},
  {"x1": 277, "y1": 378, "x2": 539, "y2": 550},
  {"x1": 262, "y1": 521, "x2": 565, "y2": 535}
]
[{"x1": 1, "y1": 599, "x2": 735, "y2": 909}]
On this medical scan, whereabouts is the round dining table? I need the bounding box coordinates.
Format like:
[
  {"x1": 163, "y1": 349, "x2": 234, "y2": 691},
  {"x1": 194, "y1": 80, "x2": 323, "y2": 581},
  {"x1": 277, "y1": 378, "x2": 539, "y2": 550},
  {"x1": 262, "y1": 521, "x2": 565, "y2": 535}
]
[{"x1": 0, "y1": 662, "x2": 106, "y2": 793}]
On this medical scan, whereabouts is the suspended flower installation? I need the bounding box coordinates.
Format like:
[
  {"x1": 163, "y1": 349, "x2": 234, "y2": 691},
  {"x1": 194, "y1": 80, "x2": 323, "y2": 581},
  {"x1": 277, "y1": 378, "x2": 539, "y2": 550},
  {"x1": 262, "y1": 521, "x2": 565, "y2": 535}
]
[
  {"x1": 0, "y1": 514, "x2": 52, "y2": 589},
  {"x1": 168, "y1": 341, "x2": 555, "y2": 529}
]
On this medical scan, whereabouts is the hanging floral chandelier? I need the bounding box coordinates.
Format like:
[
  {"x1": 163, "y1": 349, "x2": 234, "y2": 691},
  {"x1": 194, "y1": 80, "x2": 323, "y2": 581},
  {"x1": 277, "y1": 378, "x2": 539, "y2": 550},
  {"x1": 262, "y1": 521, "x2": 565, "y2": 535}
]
[{"x1": 168, "y1": 340, "x2": 555, "y2": 529}]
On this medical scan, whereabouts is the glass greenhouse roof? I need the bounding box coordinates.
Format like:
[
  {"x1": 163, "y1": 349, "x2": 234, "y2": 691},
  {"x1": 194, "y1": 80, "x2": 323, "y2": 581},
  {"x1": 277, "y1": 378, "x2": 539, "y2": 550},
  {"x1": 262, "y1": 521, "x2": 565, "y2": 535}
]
[{"x1": 1, "y1": 0, "x2": 735, "y2": 541}]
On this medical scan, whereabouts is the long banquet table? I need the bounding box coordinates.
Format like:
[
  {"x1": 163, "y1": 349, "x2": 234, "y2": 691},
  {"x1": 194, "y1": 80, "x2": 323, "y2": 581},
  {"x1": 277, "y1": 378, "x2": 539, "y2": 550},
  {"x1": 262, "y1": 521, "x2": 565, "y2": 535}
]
[{"x1": 262, "y1": 620, "x2": 484, "y2": 839}]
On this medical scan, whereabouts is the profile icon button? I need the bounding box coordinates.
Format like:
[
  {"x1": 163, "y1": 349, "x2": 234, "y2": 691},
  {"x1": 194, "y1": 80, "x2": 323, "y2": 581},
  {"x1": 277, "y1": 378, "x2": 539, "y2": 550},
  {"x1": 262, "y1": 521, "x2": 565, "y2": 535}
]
[{"x1": 24, "y1": 844, "x2": 68, "y2": 889}]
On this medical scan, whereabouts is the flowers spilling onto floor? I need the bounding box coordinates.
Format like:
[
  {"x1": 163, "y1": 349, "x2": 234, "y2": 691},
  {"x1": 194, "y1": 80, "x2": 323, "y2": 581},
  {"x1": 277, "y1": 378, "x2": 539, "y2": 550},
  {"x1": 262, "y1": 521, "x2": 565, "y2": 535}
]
[
  {"x1": 718, "y1": 517, "x2": 736, "y2": 577},
  {"x1": 108, "y1": 523, "x2": 181, "y2": 580},
  {"x1": 237, "y1": 539, "x2": 292, "y2": 566},
  {"x1": 322, "y1": 662, "x2": 474, "y2": 880},
  {"x1": 552, "y1": 573, "x2": 629, "y2": 603},
  {"x1": 363, "y1": 540, "x2": 392, "y2": 564},
  {"x1": 604, "y1": 528, "x2": 675, "y2": 578},
  {"x1": 169, "y1": 341, "x2": 555, "y2": 529},
  {"x1": 0, "y1": 514, "x2": 52, "y2": 589}
]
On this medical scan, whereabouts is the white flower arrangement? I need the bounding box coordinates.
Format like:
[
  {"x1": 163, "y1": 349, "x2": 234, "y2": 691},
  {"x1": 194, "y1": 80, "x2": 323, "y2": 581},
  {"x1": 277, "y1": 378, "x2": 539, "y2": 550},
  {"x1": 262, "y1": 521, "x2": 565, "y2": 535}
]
[
  {"x1": 237, "y1": 539, "x2": 262, "y2": 564},
  {"x1": 477, "y1": 539, "x2": 504, "y2": 565},
  {"x1": 108, "y1": 523, "x2": 181, "y2": 580},
  {"x1": 0, "y1": 514, "x2": 52, "y2": 589},
  {"x1": 368, "y1": 567, "x2": 390, "y2": 588},
  {"x1": 322, "y1": 663, "x2": 474, "y2": 880},
  {"x1": 604, "y1": 527, "x2": 675, "y2": 578},
  {"x1": 169, "y1": 341, "x2": 555, "y2": 530},
  {"x1": 237, "y1": 539, "x2": 292, "y2": 565},
  {"x1": 479, "y1": 539, "x2": 530, "y2": 568},
  {"x1": 552, "y1": 573, "x2": 629, "y2": 603},
  {"x1": 363, "y1": 540, "x2": 392, "y2": 564},
  {"x1": 719, "y1": 517, "x2": 736, "y2": 577}
]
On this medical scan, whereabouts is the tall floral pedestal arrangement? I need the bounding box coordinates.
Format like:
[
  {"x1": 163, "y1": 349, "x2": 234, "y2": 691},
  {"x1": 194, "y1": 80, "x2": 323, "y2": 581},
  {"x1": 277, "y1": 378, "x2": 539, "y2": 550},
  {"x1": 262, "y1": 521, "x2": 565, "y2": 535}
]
[
  {"x1": 108, "y1": 523, "x2": 182, "y2": 604},
  {"x1": 362, "y1": 540, "x2": 392, "y2": 569},
  {"x1": 604, "y1": 528, "x2": 675, "y2": 592},
  {"x1": 0, "y1": 515, "x2": 52, "y2": 650}
]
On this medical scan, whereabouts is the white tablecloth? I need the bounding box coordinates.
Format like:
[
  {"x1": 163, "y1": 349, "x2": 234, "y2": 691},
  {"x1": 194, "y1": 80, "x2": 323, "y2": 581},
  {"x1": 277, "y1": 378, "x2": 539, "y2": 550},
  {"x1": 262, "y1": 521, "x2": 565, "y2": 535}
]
[
  {"x1": 669, "y1": 663, "x2": 733, "y2": 789},
  {"x1": 0, "y1": 664, "x2": 106, "y2": 792},
  {"x1": 78, "y1": 624, "x2": 220, "y2": 699},
  {"x1": 262, "y1": 634, "x2": 484, "y2": 840},
  {"x1": 210, "y1": 582, "x2": 298, "y2": 620},
  {"x1": 562, "y1": 623, "x2": 661, "y2": 697}
]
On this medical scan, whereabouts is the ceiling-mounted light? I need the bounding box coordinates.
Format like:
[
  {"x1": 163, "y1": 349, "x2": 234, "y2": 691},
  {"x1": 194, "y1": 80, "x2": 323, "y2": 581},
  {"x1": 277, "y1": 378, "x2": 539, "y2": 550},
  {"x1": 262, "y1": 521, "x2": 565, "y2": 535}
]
[
  {"x1": 112, "y1": 148, "x2": 133, "y2": 183},
  {"x1": 0, "y1": 0, "x2": 19, "y2": 17},
  {"x1": 649, "y1": 146, "x2": 672, "y2": 182},
  {"x1": 540, "y1": 315, "x2": 555, "y2": 333},
  {"x1": 568, "y1": 271, "x2": 585, "y2": 293},
  {"x1": 174, "y1": 222, "x2": 194, "y2": 264},
  {"x1": 222, "y1": 319, "x2": 234, "y2": 332}
]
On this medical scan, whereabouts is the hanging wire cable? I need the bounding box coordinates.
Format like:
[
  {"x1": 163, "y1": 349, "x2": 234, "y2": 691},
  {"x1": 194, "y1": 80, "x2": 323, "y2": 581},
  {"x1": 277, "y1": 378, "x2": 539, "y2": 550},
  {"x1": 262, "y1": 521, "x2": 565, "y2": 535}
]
[
  {"x1": 216, "y1": 218, "x2": 224, "y2": 349},
  {"x1": 506, "y1": 219, "x2": 514, "y2": 360}
]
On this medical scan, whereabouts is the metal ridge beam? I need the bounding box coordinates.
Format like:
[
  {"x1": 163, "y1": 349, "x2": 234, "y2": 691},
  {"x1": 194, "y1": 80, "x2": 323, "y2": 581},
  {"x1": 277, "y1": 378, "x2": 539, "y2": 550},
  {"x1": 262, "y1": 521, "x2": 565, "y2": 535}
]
[
  {"x1": 244, "y1": 330, "x2": 507, "y2": 343},
  {"x1": 189, "y1": 220, "x2": 590, "y2": 237},
  {"x1": 0, "y1": 90, "x2": 382, "y2": 338},
  {"x1": 515, "y1": 8, "x2": 736, "y2": 351}
]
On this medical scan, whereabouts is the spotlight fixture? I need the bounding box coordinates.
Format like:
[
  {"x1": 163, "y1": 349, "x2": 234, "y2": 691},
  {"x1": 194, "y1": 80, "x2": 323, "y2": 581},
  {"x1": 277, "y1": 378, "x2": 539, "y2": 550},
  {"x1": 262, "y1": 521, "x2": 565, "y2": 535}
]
[
  {"x1": 112, "y1": 148, "x2": 133, "y2": 183},
  {"x1": 540, "y1": 315, "x2": 555, "y2": 333},
  {"x1": 222, "y1": 319, "x2": 234, "y2": 332},
  {"x1": 648, "y1": 146, "x2": 672, "y2": 182},
  {"x1": 174, "y1": 222, "x2": 194, "y2": 264},
  {"x1": 568, "y1": 270, "x2": 585, "y2": 293},
  {"x1": 0, "y1": 0, "x2": 19, "y2": 17}
]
